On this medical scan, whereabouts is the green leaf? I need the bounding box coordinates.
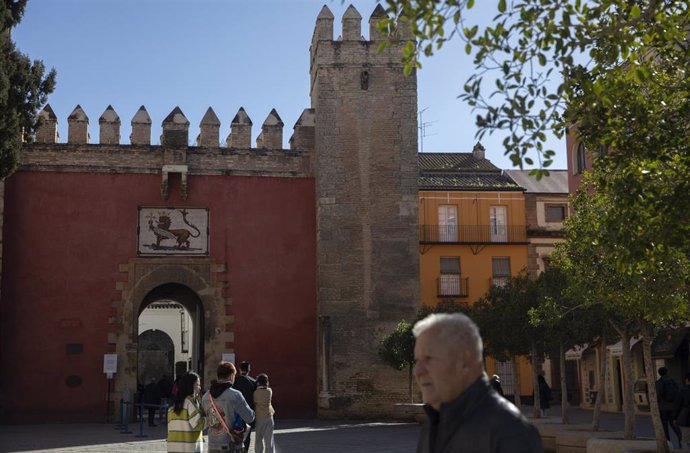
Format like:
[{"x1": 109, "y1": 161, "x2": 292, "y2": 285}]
[
  {"x1": 498, "y1": 0, "x2": 506, "y2": 13},
  {"x1": 630, "y1": 5, "x2": 641, "y2": 19}
]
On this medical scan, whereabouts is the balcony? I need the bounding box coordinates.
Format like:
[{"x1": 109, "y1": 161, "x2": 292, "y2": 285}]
[
  {"x1": 437, "y1": 275, "x2": 470, "y2": 297},
  {"x1": 420, "y1": 225, "x2": 528, "y2": 244}
]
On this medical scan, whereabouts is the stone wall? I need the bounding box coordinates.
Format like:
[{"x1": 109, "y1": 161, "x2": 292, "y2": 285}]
[{"x1": 311, "y1": 5, "x2": 420, "y2": 418}]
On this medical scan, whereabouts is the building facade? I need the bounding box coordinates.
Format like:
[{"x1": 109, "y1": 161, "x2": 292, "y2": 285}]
[
  {"x1": 417, "y1": 146, "x2": 534, "y2": 399},
  {"x1": 0, "y1": 5, "x2": 419, "y2": 422}
]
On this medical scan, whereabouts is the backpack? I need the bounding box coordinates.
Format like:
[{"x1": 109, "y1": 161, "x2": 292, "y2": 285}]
[{"x1": 662, "y1": 378, "x2": 680, "y2": 403}]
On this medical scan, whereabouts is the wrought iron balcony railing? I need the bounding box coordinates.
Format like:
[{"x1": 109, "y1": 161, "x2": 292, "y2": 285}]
[
  {"x1": 420, "y1": 224, "x2": 527, "y2": 244},
  {"x1": 436, "y1": 276, "x2": 470, "y2": 297}
]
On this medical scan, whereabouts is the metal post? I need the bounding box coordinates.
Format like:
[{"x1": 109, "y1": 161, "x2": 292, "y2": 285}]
[
  {"x1": 135, "y1": 403, "x2": 148, "y2": 438},
  {"x1": 120, "y1": 401, "x2": 132, "y2": 434}
]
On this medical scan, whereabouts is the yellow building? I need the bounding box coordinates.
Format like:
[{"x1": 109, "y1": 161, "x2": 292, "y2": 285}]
[{"x1": 418, "y1": 146, "x2": 533, "y2": 399}]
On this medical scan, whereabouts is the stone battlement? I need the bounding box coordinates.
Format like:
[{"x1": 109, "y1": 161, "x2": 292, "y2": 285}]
[{"x1": 35, "y1": 104, "x2": 315, "y2": 152}]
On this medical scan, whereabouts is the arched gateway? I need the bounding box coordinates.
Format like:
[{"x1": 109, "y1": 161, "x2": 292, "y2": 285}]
[{"x1": 115, "y1": 261, "x2": 222, "y2": 398}]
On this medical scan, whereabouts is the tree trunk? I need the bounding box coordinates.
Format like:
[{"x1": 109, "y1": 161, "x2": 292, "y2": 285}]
[
  {"x1": 642, "y1": 323, "x2": 671, "y2": 453},
  {"x1": 592, "y1": 330, "x2": 607, "y2": 432},
  {"x1": 512, "y1": 354, "x2": 522, "y2": 411},
  {"x1": 620, "y1": 331, "x2": 636, "y2": 439},
  {"x1": 408, "y1": 365, "x2": 413, "y2": 403},
  {"x1": 560, "y1": 342, "x2": 569, "y2": 423},
  {"x1": 532, "y1": 343, "x2": 541, "y2": 419}
]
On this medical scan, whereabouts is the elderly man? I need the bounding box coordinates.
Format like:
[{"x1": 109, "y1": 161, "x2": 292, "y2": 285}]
[{"x1": 413, "y1": 313, "x2": 543, "y2": 453}]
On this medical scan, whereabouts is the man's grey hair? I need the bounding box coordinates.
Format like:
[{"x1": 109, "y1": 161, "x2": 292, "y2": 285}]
[{"x1": 413, "y1": 312, "x2": 483, "y2": 362}]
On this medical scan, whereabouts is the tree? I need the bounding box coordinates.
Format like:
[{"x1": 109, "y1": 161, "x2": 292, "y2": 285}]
[
  {"x1": 1, "y1": 0, "x2": 56, "y2": 181},
  {"x1": 556, "y1": 177, "x2": 690, "y2": 452},
  {"x1": 379, "y1": 320, "x2": 416, "y2": 402},
  {"x1": 473, "y1": 273, "x2": 546, "y2": 414},
  {"x1": 380, "y1": 0, "x2": 690, "y2": 179}
]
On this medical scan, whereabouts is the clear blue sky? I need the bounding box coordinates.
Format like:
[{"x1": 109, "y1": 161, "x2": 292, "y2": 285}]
[{"x1": 14, "y1": 0, "x2": 567, "y2": 170}]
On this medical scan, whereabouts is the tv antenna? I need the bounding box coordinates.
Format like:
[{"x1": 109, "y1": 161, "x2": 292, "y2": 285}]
[{"x1": 418, "y1": 107, "x2": 436, "y2": 152}]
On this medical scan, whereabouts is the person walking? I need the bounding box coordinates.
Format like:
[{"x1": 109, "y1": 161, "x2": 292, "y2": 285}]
[
  {"x1": 233, "y1": 361, "x2": 257, "y2": 452},
  {"x1": 253, "y1": 373, "x2": 275, "y2": 453},
  {"x1": 144, "y1": 377, "x2": 162, "y2": 427},
  {"x1": 675, "y1": 372, "x2": 690, "y2": 450},
  {"x1": 413, "y1": 312, "x2": 543, "y2": 453},
  {"x1": 167, "y1": 372, "x2": 205, "y2": 453},
  {"x1": 490, "y1": 374, "x2": 504, "y2": 397},
  {"x1": 201, "y1": 361, "x2": 255, "y2": 453},
  {"x1": 538, "y1": 375, "x2": 552, "y2": 417},
  {"x1": 657, "y1": 366, "x2": 682, "y2": 448}
]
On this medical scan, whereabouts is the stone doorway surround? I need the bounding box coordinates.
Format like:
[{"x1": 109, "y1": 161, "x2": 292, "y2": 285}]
[{"x1": 111, "y1": 258, "x2": 229, "y2": 401}]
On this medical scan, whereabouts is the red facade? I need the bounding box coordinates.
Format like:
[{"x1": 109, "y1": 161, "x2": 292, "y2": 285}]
[{"x1": 1, "y1": 171, "x2": 317, "y2": 421}]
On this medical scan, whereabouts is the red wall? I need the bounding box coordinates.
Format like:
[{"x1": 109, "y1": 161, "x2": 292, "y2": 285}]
[{"x1": 0, "y1": 171, "x2": 317, "y2": 421}]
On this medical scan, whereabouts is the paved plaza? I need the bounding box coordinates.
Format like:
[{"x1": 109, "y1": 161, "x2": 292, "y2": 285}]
[{"x1": 0, "y1": 406, "x2": 667, "y2": 453}]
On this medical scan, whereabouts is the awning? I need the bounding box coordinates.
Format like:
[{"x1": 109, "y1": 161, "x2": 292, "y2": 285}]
[
  {"x1": 565, "y1": 344, "x2": 590, "y2": 361},
  {"x1": 607, "y1": 336, "x2": 642, "y2": 357},
  {"x1": 652, "y1": 327, "x2": 688, "y2": 359}
]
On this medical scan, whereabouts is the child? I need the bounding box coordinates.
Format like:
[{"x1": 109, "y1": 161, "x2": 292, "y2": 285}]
[{"x1": 253, "y1": 373, "x2": 275, "y2": 453}]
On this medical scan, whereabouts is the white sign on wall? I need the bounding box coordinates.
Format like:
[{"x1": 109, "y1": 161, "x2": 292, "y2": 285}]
[
  {"x1": 103, "y1": 354, "x2": 118, "y2": 379},
  {"x1": 222, "y1": 353, "x2": 235, "y2": 364}
]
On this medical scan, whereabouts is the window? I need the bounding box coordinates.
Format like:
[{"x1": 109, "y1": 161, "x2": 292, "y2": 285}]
[
  {"x1": 545, "y1": 204, "x2": 566, "y2": 223},
  {"x1": 439, "y1": 257, "x2": 461, "y2": 296},
  {"x1": 438, "y1": 205, "x2": 458, "y2": 242},
  {"x1": 492, "y1": 257, "x2": 511, "y2": 287},
  {"x1": 490, "y1": 206, "x2": 507, "y2": 242},
  {"x1": 575, "y1": 142, "x2": 586, "y2": 174}
]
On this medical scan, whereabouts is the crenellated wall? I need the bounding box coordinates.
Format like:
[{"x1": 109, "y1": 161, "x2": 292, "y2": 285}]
[
  {"x1": 1, "y1": 4, "x2": 421, "y2": 422},
  {"x1": 35, "y1": 104, "x2": 313, "y2": 152}
]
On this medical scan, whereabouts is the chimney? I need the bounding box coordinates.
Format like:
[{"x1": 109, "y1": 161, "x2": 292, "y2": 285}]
[{"x1": 472, "y1": 142, "x2": 486, "y2": 161}]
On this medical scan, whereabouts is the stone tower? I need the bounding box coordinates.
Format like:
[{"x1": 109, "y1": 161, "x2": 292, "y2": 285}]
[{"x1": 310, "y1": 5, "x2": 420, "y2": 417}]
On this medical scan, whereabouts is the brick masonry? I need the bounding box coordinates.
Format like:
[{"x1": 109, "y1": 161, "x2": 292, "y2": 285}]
[{"x1": 311, "y1": 7, "x2": 420, "y2": 417}]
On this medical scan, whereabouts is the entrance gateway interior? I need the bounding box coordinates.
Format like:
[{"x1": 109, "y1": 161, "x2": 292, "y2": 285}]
[{"x1": 137, "y1": 283, "x2": 205, "y2": 389}]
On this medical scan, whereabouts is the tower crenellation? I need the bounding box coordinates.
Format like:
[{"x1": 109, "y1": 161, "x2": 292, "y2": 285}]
[
  {"x1": 130, "y1": 105, "x2": 152, "y2": 145},
  {"x1": 197, "y1": 107, "x2": 221, "y2": 147},
  {"x1": 36, "y1": 104, "x2": 58, "y2": 144},
  {"x1": 341, "y1": 5, "x2": 362, "y2": 41},
  {"x1": 67, "y1": 105, "x2": 89, "y2": 144},
  {"x1": 227, "y1": 107, "x2": 252, "y2": 149},
  {"x1": 99, "y1": 105, "x2": 121, "y2": 145},
  {"x1": 255, "y1": 108, "x2": 284, "y2": 149}
]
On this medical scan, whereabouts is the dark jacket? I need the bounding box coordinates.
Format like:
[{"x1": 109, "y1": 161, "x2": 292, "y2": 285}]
[
  {"x1": 656, "y1": 376, "x2": 680, "y2": 412},
  {"x1": 417, "y1": 373, "x2": 543, "y2": 453},
  {"x1": 234, "y1": 374, "x2": 257, "y2": 409},
  {"x1": 674, "y1": 384, "x2": 690, "y2": 427}
]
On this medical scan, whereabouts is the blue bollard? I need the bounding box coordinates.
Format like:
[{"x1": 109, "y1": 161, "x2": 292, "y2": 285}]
[
  {"x1": 135, "y1": 403, "x2": 148, "y2": 438},
  {"x1": 120, "y1": 401, "x2": 132, "y2": 434}
]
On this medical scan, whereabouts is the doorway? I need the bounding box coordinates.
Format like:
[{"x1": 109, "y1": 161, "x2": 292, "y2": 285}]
[{"x1": 138, "y1": 284, "x2": 205, "y2": 382}]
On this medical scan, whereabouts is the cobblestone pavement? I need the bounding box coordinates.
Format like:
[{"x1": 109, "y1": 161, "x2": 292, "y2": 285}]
[
  {"x1": 0, "y1": 405, "x2": 670, "y2": 453},
  {"x1": 0, "y1": 419, "x2": 419, "y2": 453}
]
